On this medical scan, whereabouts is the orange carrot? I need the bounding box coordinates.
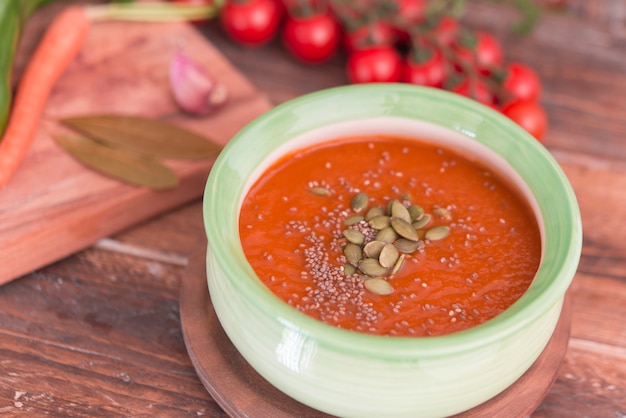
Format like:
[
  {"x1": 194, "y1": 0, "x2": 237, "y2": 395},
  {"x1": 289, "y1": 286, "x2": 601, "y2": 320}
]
[{"x1": 0, "y1": 6, "x2": 90, "y2": 188}]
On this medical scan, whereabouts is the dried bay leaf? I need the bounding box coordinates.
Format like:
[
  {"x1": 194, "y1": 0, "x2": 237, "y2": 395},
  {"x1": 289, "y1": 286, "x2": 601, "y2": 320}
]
[
  {"x1": 61, "y1": 115, "x2": 222, "y2": 159},
  {"x1": 55, "y1": 134, "x2": 178, "y2": 189}
]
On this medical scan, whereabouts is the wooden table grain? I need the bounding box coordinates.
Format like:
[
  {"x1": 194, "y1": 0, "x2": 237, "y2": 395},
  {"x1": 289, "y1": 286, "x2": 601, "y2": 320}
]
[{"x1": 2, "y1": 1, "x2": 625, "y2": 417}]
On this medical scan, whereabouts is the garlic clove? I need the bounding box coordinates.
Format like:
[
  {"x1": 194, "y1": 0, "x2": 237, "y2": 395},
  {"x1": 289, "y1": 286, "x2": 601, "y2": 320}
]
[{"x1": 169, "y1": 49, "x2": 228, "y2": 116}]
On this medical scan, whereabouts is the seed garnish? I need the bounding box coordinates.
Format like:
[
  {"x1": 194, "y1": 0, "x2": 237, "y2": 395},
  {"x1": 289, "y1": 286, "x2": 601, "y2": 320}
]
[
  {"x1": 433, "y1": 207, "x2": 452, "y2": 220},
  {"x1": 365, "y1": 206, "x2": 384, "y2": 220},
  {"x1": 338, "y1": 192, "x2": 452, "y2": 295},
  {"x1": 408, "y1": 204, "x2": 424, "y2": 220},
  {"x1": 390, "y1": 200, "x2": 411, "y2": 222},
  {"x1": 375, "y1": 226, "x2": 398, "y2": 244},
  {"x1": 379, "y1": 243, "x2": 400, "y2": 268},
  {"x1": 425, "y1": 225, "x2": 451, "y2": 241},
  {"x1": 343, "y1": 229, "x2": 365, "y2": 245},
  {"x1": 391, "y1": 217, "x2": 419, "y2": 241},
  {"x1": 310, "y1": 186, "x2": 330, "y2": 196},
  {"x1": 394, "y1": 238, "x2": 422, "y2": 253},
  {"x1": 364, "y1": 278, "x2": 394, "y2": 295},
  {"x1": 343, "y1": 263, "x2": 357, "y2": 276},
  {"x1": 391, "y1": 254, "x2": 406, "y2": 275},
  {"x1": 412, "y1": 213, "x2": 432, "y2": 230},
  {"x1": 363, "y1": 240, "x2": 385, "y2": 258},
  {"x1": 344, "y1": 243, "x2": 363, "y2": 266},
  {"x1": 359, "y1": 258, "x2": 389, "y2": 276},
  {"x1": 351, "y1": 192, "x2": 369, "y2": 212},
  {"x1": 369, "y1": 215, "x2": 391, "y2": 230},
  {"x1": 345, "y1": 215, "x2": 364, "y2": 226}
]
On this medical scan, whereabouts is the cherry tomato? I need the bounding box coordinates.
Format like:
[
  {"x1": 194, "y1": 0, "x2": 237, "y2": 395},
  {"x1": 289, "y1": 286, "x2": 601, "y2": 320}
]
[
  {"x1": 502, "y1": 62, "x2": 542, "y2": 104},
  {"x1": 220, "y1": 0, "x2": 282, "y2": 46},
  {"x1": 476, "y1": 32, "x2": 503, "y2": 72},
  {"x1": 451, "y1": 77, "x2": 495, "y2": 108},
  {"x1": 394, "y1": 0, "x2": 425, "y2": 23},
  {"x1": 431, "y1": 16, "x2": 459, "y2": 46},
  {"x1": 282, "y1": 11, "x2": 340, "y2": 63},
  {"x1": 346, "y1": 46, "x2": 403, "y2": 84},
  {"x1": 454, "y1": 31, "x2": 503, "y2": 75},
  {"x1": 403, "y1": 46, "x2": 446, "y2": 88},
  {"x1": 503, "y1": 101, "x2": 548, "y2": 141},
  {"x1": 390, "y1": 0, "x2": 426, "y2": 42},
  {"x1": 344, "y1": 21, "x2": 396, "y2": 52}
]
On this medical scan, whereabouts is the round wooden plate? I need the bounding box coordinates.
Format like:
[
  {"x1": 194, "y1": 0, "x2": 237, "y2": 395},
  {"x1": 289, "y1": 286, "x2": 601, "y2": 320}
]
[{"x1": 180, "y1": 249, "x2": 571, "y2": 418}]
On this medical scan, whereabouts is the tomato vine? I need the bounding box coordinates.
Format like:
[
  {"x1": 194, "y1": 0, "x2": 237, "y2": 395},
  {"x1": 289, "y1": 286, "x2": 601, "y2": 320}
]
[{"x1": 176, "y1": 0, "x2": 552, "y2": 141}]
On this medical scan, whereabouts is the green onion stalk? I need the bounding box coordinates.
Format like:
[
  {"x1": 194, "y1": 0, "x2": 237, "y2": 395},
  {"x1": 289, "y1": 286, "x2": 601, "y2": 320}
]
[
  {"x1": 0, "y1": 0, "x2": 223, "y2": 138},
  {"x1": 0, "y1": 0, "x2": 61, "y2": 135}
]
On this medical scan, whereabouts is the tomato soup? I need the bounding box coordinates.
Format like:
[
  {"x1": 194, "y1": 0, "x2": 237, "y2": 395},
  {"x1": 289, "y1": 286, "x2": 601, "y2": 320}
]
[{"x1": 239, "y1": 135, "x2": 541, "y2": 337}]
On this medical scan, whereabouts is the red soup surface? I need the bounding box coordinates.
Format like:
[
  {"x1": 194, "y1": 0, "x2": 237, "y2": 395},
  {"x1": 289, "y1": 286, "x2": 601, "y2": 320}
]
[{"x1": 239, "y1": 135, "x2": 541, "y2": 337}]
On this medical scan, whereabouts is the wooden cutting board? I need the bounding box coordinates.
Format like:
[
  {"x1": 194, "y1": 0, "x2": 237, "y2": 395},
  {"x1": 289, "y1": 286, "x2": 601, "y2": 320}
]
[{"x1": 0, "y1": 19, "x2": 272, "y2": 285}]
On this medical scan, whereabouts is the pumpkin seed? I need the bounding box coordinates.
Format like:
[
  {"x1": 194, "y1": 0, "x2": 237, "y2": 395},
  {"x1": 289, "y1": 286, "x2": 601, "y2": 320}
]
[
  {"x1": 433, "y1": 207, "x2": 452, "y2": 220},
  {"x1": 365, "y1": 206, "x2": 384, "y2": 220},
  {"x1": 310, "y1": 187, "x2": 330, "y2": 196},
  {"x1": 391, "y1": 254, "x2": 406, "y2": 275},
  {"x1": 391, "y1": 217, "x2": 419, "y2": 241},
  {"x1": 336, "y1": 194, "x2": 453, "y2": 285},
  {"x1": 358, "y1": 258, "x2": 388, "y2": 276},
  {"x1": 363, "y1": 240, "x2": 386, "y2": 258},
  {"x1": 408, "y1": 205, "x2": 424, "y2": 221},
  {"x1": 390, "y1": 200, "x2": 411, "y2": 222},
  {"x1": 344, "y1": 215, "x2": 364, "y2": 226},
  {"x1": 379, "y1": 243, "x2": 400, "y2": 268},
  {"x1": 368, "y1": 215, "x2": 391, "y2": 230},
  {"x1": 386, "y1": 200, "x2": 394, "y2": 215},
  {"x1": 344, "y1": 243, "x2": 363, "y2": 266},
  {"x1": 412, "y1": 213, "x2": 432, "y2": 230},
  {"x1": 351, "y1": 192, "x2": 369, "y2": 212},
  {"x1": 364, "y1": 278, "x2": 394, "y2": 295},
  {"x1": 394, "y1": 238, "x2": 423, "y2": 254},
  {"x1": 425, "y1": 225, "x2": 451, "y2": 241},
  {"x1": 375, "y1": 226, "x2": 398, "y2": 244},
  {"x1": 343, "y1": 264, "x2": 357, "y2": 276},
  {"x1": 343, "y1": 229, "x2": 365, "y2": 245}
]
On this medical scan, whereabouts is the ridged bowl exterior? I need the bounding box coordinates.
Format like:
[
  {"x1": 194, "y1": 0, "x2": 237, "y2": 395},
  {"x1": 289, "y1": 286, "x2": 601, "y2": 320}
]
[{"x1": 203, "y1": 84, "x2": 582, "y2": 417}]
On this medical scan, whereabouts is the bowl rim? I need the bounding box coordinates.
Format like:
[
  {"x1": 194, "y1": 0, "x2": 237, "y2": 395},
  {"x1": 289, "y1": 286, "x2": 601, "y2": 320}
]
[{"x1": 204, "y1": 83, "x2": 582, "y2": 358}]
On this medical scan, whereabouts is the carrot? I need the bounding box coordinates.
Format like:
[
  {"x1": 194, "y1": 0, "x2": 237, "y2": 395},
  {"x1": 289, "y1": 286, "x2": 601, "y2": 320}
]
[
  {"x1": 0, "y1": 6, "x2": 90, "y2": 188},
  {"x1": 0, "y1": 2, "x2": 219, "y2": 188}
]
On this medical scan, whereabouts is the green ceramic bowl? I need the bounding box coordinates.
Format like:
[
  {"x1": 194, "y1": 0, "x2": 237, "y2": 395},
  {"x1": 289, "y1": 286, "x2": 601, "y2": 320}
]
[{"x1": 203, "y1": 84, "x2": 582, "y2": 418}]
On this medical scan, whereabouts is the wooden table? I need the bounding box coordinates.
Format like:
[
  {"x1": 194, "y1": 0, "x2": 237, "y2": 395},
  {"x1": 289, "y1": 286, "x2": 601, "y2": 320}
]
[{"x1": 1, "y1": 1, "x2": 625, "y2": 416}]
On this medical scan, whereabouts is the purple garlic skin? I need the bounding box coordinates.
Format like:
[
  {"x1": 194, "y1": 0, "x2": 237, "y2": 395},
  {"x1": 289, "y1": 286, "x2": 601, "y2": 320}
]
[{"x1": 169, "y1": 50, "x2": 228, "y2": 116}]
